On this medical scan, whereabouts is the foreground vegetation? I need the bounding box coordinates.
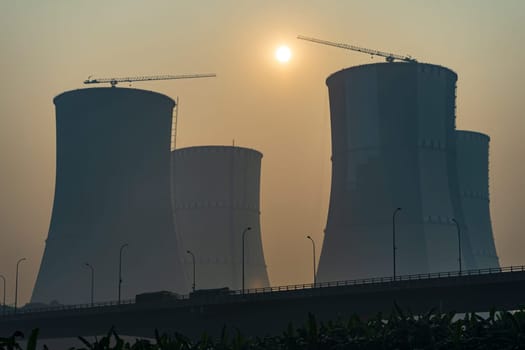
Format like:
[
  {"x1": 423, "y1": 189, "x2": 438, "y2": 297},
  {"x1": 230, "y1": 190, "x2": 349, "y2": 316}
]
[{"x1": 1, "y1": 307, "x2": 525, "y2": 349}]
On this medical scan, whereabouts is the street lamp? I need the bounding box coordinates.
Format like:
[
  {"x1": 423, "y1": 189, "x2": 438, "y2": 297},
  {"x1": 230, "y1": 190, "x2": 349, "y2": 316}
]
[
  {"x1": 186, "y1": 250, "x2": 196, "y2": 292},
  {"x1": 451, "y1": 218, "x2": 462, "y2": 274},
  {"x1": 0, "y1": 275, "x2": 5, "y2": 316},
  {"x1": 118, "y1": 243, "x2": 129, "y2": 304},
  {"x1": 306, "y1": 235, "x2": 317, "y2": 286},
  {"x1": 84, "y1": 263, "x2": 94, "y2": 307},
  {"x1": 15, "y1": 258, "x2": 26, "y2": 313},
  {"x1": 392, "y1": 208, "x2": 402, "y2": 280},
  {"x1": 241, "y1": 226, "x2": 252, "y2": 293}
]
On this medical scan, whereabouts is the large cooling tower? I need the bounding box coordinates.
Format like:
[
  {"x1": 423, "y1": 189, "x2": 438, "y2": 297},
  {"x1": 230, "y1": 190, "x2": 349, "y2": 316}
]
[
  {"x1": 456, "y1": 130, "x2": 499, "y2": 268},
  {"x1": 171, "y1": 146, "x2": 269, "y2": 290},
  {"x1": 317, "y1": 63, "x2": 476, "y2": 282},
  {"x1": 32, "y1": 88, "x2": 188, "y2": 305}
]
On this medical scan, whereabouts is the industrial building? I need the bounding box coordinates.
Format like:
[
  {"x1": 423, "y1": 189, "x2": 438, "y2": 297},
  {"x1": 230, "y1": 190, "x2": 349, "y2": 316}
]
[
  {"x1": 31, "y1": 88, "x2": 188, "y2": 305},
  {"x1": 30, "y1": 59, "x2": 500, "y2": 305},
  {"x1": 456, "y1": 130, "x2": 499, "y2": 268},
  {"x1": 171, "y1": 146, "x2": 269, "y2": 290},
  {"x1": 316, "y1": 62, "x2": 478, "y2": 282}
]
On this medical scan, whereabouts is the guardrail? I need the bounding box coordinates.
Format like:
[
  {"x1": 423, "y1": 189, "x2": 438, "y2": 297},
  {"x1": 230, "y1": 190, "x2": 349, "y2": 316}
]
[
  {"x1": 239, "y1": 265, "x2": 525, "y2": 295},
  {"x1": 3, "y1": 265, "x2": 524, "y2": 317},
  {"x1": 1, "y1": 298, "x2": 135, "y2": 317}
]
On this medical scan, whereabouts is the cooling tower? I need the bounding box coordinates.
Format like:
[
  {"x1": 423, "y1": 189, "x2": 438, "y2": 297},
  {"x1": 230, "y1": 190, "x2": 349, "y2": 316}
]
[
  {"x1": 32, "y1": 88, "x2": 188, "y2": 305},
  {"x1": 317, "y1": 63, "x2": 477, "y2": 282},
  {"x1": 456, "y1": 130, "x2": 499, "y2": 268},
  {"x1": 171, "y1": 146, "x2": 270, "y2": 290}
]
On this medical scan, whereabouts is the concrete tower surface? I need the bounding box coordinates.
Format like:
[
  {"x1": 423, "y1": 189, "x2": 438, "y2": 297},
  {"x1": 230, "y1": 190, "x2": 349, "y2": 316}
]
[
  {"x1": 456, "y1": 130, "x2": 499, "y2": 268},
  {"x1": 171, "y1": 146, "x2": 270, "y2": 290},
  {"x1": 32, "y1": 88, "x2": 188, "y2": 305},
  {"x1": 317, "y1": 63, "x2": 476, "y2": 283}
]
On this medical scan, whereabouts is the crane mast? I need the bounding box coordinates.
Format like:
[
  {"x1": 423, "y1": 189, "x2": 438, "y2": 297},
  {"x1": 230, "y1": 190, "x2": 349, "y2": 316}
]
[
  {"x1": 83, "y1": 73, "x2": 216, "y2": 87},
  {"x1": 171, "y1": 96, "x2": 179, "y2": 151},
  {"x1": 297, "y1": 35, "x2": 417, "y2": 63}
]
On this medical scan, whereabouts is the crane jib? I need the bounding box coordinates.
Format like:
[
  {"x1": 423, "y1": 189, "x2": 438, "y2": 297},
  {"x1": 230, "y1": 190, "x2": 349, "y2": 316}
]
[
  {"x1": 297, "y1": 35, "x2": 417, "y2": 63},
  {"x1": 83, "y1": 74, "x2": 217, "y2": 87}
]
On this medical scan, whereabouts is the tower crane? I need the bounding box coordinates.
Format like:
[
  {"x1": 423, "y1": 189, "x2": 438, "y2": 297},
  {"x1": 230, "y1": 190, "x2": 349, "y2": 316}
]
[
  {"x1": 297, "y1": 35, "x2": 417, "y2": 63},
  {"x1": 83, "y1": 73, "x2": 216, "y2": 150},
  {"x1": 83, "y1": 73, "x2": 216, "y2": 87}
]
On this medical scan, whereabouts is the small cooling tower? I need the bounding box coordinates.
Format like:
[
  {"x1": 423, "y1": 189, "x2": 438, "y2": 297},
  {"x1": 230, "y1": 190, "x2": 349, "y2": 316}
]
[
  {"x1": 317, "y1": 63, "x2": 477, "y2": 282},
  {"x1": 456, "y1": 130, "x2": 499, "y2": 268},
  {"x1": 171, "y1": 146, "x2": 269, "y2": 290},
  {"x1": 32, "y1": 88, "x2": 188, "y2": 304}
]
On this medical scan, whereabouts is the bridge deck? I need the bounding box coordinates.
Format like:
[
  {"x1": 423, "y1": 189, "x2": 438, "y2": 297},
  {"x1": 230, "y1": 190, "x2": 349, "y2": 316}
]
[{"x1": 1, "y1": 269, "x2": 525, "y2": 338}]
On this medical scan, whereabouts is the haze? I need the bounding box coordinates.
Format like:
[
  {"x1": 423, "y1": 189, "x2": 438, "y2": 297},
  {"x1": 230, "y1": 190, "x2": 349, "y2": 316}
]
[{"x1": 1, "y1": 0, "x2": 524, "y2": 305}]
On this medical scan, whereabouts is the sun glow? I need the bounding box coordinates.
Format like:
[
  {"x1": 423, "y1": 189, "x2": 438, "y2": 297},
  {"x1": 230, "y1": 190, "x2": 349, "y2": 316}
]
[{"x1": 275, "y1": 45, "x2": 292, "y2": 63}]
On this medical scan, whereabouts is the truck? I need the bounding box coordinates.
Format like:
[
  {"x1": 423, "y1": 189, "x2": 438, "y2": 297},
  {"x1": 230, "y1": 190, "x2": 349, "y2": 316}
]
[
  {"x1": 135, "y1": 291, "x2": 180, "y2": 305},
  {"x1": 189, "y1": 287, "x2": 232, "y2": 299}
]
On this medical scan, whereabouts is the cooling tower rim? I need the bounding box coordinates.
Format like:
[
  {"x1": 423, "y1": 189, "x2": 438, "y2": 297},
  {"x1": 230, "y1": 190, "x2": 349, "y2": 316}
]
[
  {"x1": 172, "y1": 145, "x2": 263, "y2": 158},
  {"x1": 53, "y1": 87, "x2": 176, "y2": 106},
  {"x1": 326, "y1": 62, "x2": 457, "y2": 85},
  {"x1": 456, "y1": 130, "x2": 490, "y2": 142}
]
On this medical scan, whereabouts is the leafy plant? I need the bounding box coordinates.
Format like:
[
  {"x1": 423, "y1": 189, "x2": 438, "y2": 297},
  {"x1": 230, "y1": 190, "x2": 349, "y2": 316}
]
[{"x1": 3, "y1": 308, "x2": 525, "y2": 349}]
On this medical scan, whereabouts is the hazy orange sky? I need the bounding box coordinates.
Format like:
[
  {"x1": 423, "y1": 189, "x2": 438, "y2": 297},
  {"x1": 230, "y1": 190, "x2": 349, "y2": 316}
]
[{"x1": 1, "y1": 1, "x2": 524, "y2": 305}]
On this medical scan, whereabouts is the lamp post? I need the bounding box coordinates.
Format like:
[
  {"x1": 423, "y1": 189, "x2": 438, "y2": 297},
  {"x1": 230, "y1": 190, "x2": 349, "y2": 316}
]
[
  {"x1": 118, "y1": 243, "x2": 129, "y2": 305},
  {"x1": 0, "y1": 275, "x2": 5, "y2": 316},
  {"x1": 392, "y1": 208, "x2": 402, "y2": 280},
  {"x1": 451, "y1": 218, "x2": 462, "y2": 274},
  {"x1": 241, "y1": 226, "x2": 252, "y2": 293},
  {"x1": 306, "y1": 235, "x2": 317, "y2": 286},
  {"x1": 84, "y1": 263, "x2": 94, "y2": 307},
  {"x1": 186, "y1": 250, "x2": 196, "y2": 292},
  {"x1": 15, "y1": 258, "x2": 26, "y2": 313}
]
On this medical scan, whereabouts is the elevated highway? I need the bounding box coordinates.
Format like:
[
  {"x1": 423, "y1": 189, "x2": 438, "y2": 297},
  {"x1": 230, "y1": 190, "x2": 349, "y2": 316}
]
[{"x1": 1, "y1": 266, "x2": 524, "y2": 339}]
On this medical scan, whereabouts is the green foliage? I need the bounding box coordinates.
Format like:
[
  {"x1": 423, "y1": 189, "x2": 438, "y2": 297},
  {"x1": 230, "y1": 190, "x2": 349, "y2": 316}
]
[
  {"x1": 0, "y1": 330, "x2": 23, "y2": 350},
  {"x1": 2, "y1": 308, "x2": 525, "y2": 350},
  {"x1": 25, "y1": 330, "x2": 39, "y2": 350}
]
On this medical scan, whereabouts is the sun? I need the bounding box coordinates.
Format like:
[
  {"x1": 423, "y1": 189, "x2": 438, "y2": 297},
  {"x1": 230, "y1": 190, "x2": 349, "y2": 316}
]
[{"x1": 275, "y1": 45, "x2": 292, "y2": 63}]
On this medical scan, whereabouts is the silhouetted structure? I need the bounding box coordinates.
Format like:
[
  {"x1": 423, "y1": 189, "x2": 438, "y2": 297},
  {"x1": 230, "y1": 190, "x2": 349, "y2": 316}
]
[
  {"x1": 456, "y1": 130, "x2": 499, "y2": 268},
  {"x1": 171, "y1": 146, "x2": 270, "y2": 290},
  {"x1": 317, "y1": 63, "x2": 477, "y2": 282},
  {"x1": 32, "y1": 88, "x2": 188, "y2": 304}
]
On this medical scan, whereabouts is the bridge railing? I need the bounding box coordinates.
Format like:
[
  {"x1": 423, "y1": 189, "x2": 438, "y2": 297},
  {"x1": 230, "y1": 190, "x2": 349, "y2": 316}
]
[
  {"x1": 3, "y1": 298, "x2": 135, "y2": 316},
  {"x1": 238, "y1": 265, "x2": 525, "y2": 295},
  {"x1": 3, "y1": 265, "x2": 524, "y2": 317}
]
